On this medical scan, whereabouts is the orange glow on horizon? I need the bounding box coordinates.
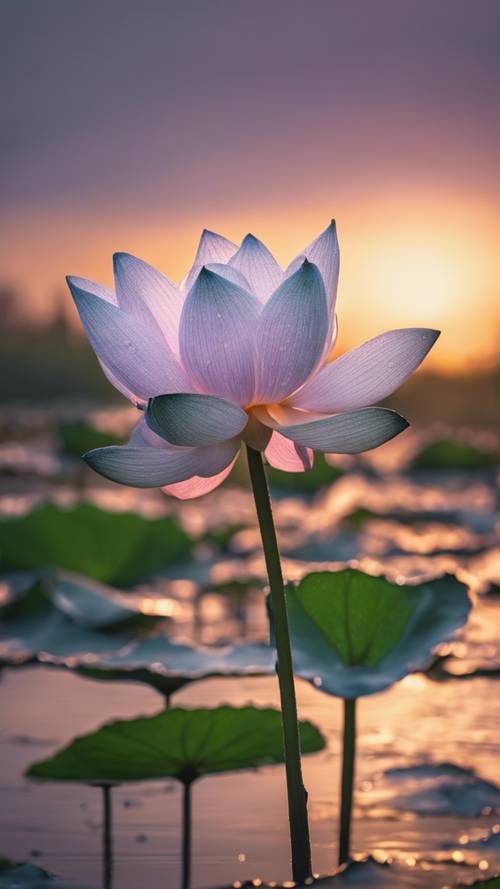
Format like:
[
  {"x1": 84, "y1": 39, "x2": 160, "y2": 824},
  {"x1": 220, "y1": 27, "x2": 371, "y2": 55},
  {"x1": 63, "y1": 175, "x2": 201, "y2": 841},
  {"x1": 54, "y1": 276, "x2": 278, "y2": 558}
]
[{"x1": 2, "y1": 184, "x2": 499, "y2": 372}]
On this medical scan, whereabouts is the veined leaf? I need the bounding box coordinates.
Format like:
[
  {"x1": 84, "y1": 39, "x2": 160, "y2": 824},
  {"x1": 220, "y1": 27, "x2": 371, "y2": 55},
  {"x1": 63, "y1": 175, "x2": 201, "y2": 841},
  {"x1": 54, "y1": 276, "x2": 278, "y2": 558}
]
[
  {"x1": 64, "y1": 636, "x2": 276, "y2": 699},
  {"x1": 26, "y1": 706, "x2": 325, "y2": 784},
  {"x1": 0, "y1": 502, "x2": 191, "y2": 584},
  {"x1": 283, "y1": 569, "x2": 471, "y2": 698}
]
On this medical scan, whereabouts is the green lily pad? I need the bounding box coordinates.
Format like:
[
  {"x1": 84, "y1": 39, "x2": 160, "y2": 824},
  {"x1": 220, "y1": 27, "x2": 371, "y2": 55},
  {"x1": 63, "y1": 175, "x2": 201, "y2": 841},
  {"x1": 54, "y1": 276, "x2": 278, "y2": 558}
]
[
  {"x1": 0, "y1": 502, "x2": 191, "y2": 584},
  {"x1": 0, "y1": 571, "x2": 167, "y2": 665},
  {"x1": 283, "y1": 569, "x2": 471, "y2": 697},
  {"x1": 57, "y1": 420, "x2": 125, "y2": 458},
  {"x1": 0, "y1": 573, "x2": 43, "y2": 618},
  {"x1": 26, "y1": 706, "x2": 325, "y2": 784},
  {"x1": 267, "y1": 453, "x2": 343, "y2": 493},
  {"x1": 0, "y1": 860, "x2": 90, "y2": 888},
  {"x1": 412, "y1": 439, "x2": 498, "y2": 471},
  {"x1": 57, "y1": 636, "x2": 277, "y2": 699},
  {"x1": 47, "y1": 573, "x2": 164, "y2": 630},
  {"x1": 0, "y1": 610, "x2": 131, "y2": 666}
]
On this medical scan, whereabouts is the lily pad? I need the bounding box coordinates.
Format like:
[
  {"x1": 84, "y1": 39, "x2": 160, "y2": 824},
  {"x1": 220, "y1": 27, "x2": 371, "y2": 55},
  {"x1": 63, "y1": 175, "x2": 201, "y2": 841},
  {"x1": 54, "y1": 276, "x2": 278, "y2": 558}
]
[
  {"x1": 0, "y1": 571, "x2": 167, "y2": 665},
  {"x1": 26, "y1": 706, "x2": 325, "y2": 783},
  {"x1": 212, "y1": 856, "x2": 426, "y2": 886},
  {"x1": 369, "y1": 763, "x2": 500, "y2": 818},
  {"x1": 0, "y1": 860, "x2": 90, "y2": 888},
  {"x1": 0, "y1": 610, "x2": 131, "y2": 666},
  {"x1": 0, "y1": 502, "x2": 191, "y2": 584},
  {"x1": 411, "y1": 439, "x2": 498, "y2": 471},
  {"x1": 0, "y1": 573, "x2": 44, "y2": 619},
  {"x1": 57, "y1": 420, "x2": 124, "y2": 458},
  {"x1": 57, "y1": 636, "x2": 277, "y2": 699},
  {"x1": 267, "y1": 454, "x2": 343, "y2": 493},
  {"x1": 47, "y1": 573, "x2": 164, "y2": 630},
  {"x1": 283, "y1": 569, "x2": 471, "y2": 697}
]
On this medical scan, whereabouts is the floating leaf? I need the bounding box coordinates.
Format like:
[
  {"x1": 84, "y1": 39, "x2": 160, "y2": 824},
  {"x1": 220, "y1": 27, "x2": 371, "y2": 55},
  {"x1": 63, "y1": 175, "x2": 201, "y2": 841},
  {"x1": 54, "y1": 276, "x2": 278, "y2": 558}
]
[
  {"x1": 212, "y1": 856, "x2": 426, "y2": 886},
  {"x1": 26, "y1": 706, "x2": 325, "y2": 784},
  {"x1": 283, "y1": 569, "x2": 470, "y2": 697},
  {"x1": 47, "y1": 573, "x2": 165, "y2": 630},
  {"x1": 0, "y1": 609, "x2": 131, "y2": 666},
  {"x1": 0, "y1": 860, "x2": 90, "y2": 888},
  {"x1": 0, "y1": 572, "x2": 166, "y2": 665},
  {"x1": 0, "y1": 573, "x2": 43, "y2": 618},
  {"x1": 56, "y1": 636, "x2": 277, "y2": 699},
  {"x1": 57, "y1": 420, "x2": 124, "y2": 458},
  {"x1": 0, "y1": 502, "x2": 191, "y2": 584},
  {"x1": 375, "y1": 762, "x2": 500, "y2": 818},
  {"x1": 412, "y1": 439, "x2": 498, "y2": 471}
]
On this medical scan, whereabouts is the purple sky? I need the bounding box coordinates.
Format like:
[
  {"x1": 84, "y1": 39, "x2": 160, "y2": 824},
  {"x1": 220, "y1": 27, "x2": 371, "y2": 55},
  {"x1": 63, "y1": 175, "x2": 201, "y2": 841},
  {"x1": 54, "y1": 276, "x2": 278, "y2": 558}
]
[{"x1": 1, "y1": 0, "x2": 499, "y2": 366}]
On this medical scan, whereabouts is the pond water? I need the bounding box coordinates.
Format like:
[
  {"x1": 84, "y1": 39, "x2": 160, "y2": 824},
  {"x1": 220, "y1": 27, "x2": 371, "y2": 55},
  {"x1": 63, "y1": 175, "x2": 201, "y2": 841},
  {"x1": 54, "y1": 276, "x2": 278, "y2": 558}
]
[{"x1": 0, "y1": 407, "x2": 499, "y2": 889}]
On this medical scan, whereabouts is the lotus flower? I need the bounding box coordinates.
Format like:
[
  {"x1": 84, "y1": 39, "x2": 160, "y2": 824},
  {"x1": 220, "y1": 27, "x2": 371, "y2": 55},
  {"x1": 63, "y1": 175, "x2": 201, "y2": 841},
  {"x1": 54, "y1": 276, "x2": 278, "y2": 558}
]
[{"x1": 67, "y1": 222, "x2": 439, "y2": 499}]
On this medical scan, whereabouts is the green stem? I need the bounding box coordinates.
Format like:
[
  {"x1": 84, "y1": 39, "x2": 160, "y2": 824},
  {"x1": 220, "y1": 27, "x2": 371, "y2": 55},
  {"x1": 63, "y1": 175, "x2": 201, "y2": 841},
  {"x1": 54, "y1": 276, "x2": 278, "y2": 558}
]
[
  {"x1": 181, "y1": 781, "x2": 192, "y2": 889},
  {"x1": 338, "y1": 697, "x2": 356, "y2": 866},
  {"x1": 101, "y1": 784, "x2": 113, "y2": 889},
  {"x1": 246, "y1": 445, "x2": 312, "y2": 883}
]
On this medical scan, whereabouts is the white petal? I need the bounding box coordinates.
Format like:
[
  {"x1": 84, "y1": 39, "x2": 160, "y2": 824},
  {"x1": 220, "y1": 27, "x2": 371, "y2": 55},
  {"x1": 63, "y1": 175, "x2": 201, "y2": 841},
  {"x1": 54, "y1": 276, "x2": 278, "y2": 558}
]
[
  {"x1": 179, "y1": 267, "x2": 260, "y2": 406},
  {"x1": 67, "y1": 275, "x2": 117, "y2": 305},
  {"x1": 278, "y1": 407, "x2": 409, "y2": 453},
  {"x1": 229, "y1": 234, "x2": 282, "y2": 302},
  {"x1": 290, "y1": 329, "x2": 440, "y2": 412},
  {"x1": 147, "y1": 393, "x2": 247, "y2": 447},
  {"x1": 67, "y1": 279, "x2": 190, "y2": 400},
  {"x1": 182, "y1": 228, "x2": 238, "y2": 293},
  {"x1": 255, "y1": 260, "x2": 329, "y2": 403},
  {"x1": 204, "y1": 262, "x2": 251, "y2": 291},
  {"x1": 285, "y1": 220, "x2": 339, "y2": 310},
  {"x1": 113, "y1": 253, "x2": 184, "y2": 354},
  {"x1": 84, "y1": 438, "x2": 240, "y2": 488}
]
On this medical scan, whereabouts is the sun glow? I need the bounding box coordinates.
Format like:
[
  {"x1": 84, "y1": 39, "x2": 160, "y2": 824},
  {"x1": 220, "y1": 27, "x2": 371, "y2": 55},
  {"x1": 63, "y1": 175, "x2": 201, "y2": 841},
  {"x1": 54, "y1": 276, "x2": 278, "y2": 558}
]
[{"x1": 2, "y1": 186, "x2": 498, "y2": 373}]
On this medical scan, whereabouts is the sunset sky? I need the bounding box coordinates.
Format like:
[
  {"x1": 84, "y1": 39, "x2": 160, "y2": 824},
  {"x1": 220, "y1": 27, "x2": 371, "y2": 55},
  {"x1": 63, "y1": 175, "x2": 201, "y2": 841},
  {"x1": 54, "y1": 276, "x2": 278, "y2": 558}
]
[{"x1": 1, "y1": 0, "x2": 499, "y2": 370}]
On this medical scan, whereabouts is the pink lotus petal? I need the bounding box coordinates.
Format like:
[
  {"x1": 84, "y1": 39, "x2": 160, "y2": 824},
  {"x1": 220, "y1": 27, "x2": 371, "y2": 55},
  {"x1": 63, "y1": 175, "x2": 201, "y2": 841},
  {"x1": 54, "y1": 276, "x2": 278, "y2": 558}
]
[
  {"x1": 182, "y1": 228, "x2": 238, "y2": 293},
  {"x1": 253, "y1": 404, "x2": 327, "y2": 429},
  {"x1": 67, "y1": 280, "x2": 191, "y2": 401},
  {"x1": 285, "y1": 220, "x2": 339, "y2": 311},
  {"x1": 162, "y1": 456, "x2": 238, "y2": 499},
  {"x1": 229, "y1": 234, "x2": 282, "y2": 302},
  {"x1": 254, "y1": 260, "x2": 328, "y2": 403},
  {"x1": 180, "y1": 267, "x2": 260, "y2": 406},
  {"x1": 113, "y1": 253, "x2": 184, "y2": 355},
  {"x1": 290, "y1": 328, "x2": 440, "y2": 412},
  {"x1": 204, "y1": 262, "x2": 251, "y2": 291},
  {"x1": 265, "y1": 432, "x2": 313, "y2": 472},
  {"x1": 67, "y1": 275, "x2": 117, "y2": 305}
]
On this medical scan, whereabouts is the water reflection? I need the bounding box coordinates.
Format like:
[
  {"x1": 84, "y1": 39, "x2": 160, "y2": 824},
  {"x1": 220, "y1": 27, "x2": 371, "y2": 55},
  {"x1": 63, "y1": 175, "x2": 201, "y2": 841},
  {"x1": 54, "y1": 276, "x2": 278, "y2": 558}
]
[{"x1": 0, "y1": 409, "x2": 498, "y2": 888}]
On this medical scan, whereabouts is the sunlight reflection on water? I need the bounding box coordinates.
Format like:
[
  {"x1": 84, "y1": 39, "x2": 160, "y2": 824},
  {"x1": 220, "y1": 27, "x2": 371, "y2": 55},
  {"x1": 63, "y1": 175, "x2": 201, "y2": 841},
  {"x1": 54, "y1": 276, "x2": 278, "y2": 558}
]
[{"x1": 0, "y1": 410, "x2": 499, "y2": 888}]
